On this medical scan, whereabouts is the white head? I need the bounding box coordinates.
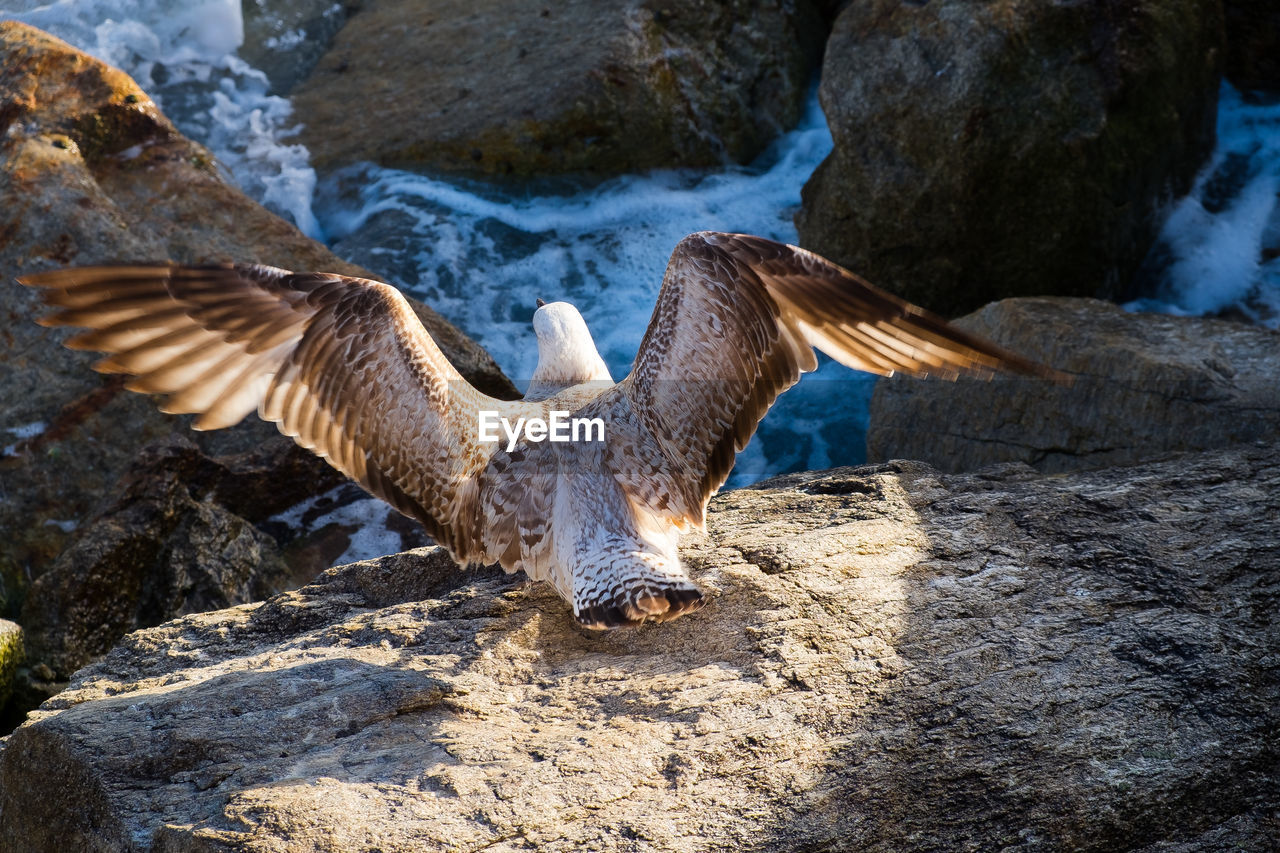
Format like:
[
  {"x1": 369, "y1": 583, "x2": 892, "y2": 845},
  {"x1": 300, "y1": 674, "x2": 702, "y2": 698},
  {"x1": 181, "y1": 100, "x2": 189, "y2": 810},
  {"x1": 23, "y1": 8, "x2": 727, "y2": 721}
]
[{"x1": 527, "y1": 301, "x2": 613, "y2": 400}]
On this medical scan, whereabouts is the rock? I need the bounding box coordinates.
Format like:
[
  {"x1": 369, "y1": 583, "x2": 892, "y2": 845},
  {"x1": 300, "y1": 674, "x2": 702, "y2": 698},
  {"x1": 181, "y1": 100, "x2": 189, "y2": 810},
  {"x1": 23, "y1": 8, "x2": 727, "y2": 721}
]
[
  {"x1": 8, "y1": 419, "x2": 431, "y2": 720},
  {"x1": 0, "y1": 22, "x2": 516, "y2": 620},
  {"x1": 1224, "y1": 1, "x2": 1280, "y2": 92},
  {"x1": 240, "y1": 0, "x2": 362, "y2": 95},
  {"x1": 2, "y1": 447, "x2": 1277, "y2": 850},
  {"x1": 796, "y1": 0, "x2": 1223, "y2": 316},
  {"x1": 867, "y1": 297, "x2": 1280, "y2": 473},
  {"x1": 0, "y1": 620, "x2": 20, "y2": 712},
  {"x1": 289, "y1": 0, "x2": 826, "y2": 176},
  {"x1": 18, "y1": 435, "x2": 337, "y2": 681}
]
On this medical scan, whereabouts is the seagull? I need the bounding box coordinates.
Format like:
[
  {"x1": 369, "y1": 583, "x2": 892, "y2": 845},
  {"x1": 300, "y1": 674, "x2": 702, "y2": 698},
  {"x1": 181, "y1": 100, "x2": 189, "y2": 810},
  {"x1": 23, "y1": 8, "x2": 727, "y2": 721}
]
[{"x1": 20, "y1": 232, "x2": 1063, "y2": 629}]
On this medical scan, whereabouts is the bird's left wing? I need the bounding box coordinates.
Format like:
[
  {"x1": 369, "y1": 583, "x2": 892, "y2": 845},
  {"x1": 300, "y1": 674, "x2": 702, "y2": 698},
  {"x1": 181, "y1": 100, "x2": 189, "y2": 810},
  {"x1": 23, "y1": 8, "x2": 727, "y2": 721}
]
[
  {"x1": 20, "y1": 264, "x2": 501, "y2": 559},
  {"x1": 620, "y1": 231, "x2": 1067, "y2": 526}
]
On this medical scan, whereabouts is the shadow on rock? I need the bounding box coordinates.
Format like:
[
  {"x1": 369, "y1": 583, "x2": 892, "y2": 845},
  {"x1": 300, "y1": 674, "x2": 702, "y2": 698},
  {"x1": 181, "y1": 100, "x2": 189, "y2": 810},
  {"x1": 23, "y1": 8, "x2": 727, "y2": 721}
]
[{"x1": 780, "y1": 446, "x2": 1280, "y2": 850}]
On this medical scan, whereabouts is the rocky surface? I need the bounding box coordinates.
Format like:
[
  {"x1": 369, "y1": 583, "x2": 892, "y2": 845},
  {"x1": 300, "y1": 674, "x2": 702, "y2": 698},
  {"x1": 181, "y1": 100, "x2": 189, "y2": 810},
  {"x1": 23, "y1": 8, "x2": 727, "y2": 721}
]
[
  {"x1": 796, "y1": 0, "x2": 1223, "y2": 315},
  {"x1": 2, "y1": 448, "x2": 1277, "y2": 851},
  {"x1": 867, "y1": 297, "x2": 1280, "y2": 474},
  {"x1": 9, "y1": 420, "x2": 431, "y2": 724},
  {"x1": 1224, "y1": 1, "x2": 1280, "y2": 92},
  {"x1": 289, "y1": 0, "x2": 826, "y2": 176},
  {"x1": 0, "y1": 22, "x2": 516, "y2": 629},
  {"x1": 19, "y1": 436, "x2": 333, "y2": 684}
]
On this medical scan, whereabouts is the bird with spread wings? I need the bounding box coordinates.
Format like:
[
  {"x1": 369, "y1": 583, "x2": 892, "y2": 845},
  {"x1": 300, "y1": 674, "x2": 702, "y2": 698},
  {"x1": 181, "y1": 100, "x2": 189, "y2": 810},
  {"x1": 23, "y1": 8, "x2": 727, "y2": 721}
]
[{"x1": 20, "y1": 232, "x2": 1064, "y2": 629}]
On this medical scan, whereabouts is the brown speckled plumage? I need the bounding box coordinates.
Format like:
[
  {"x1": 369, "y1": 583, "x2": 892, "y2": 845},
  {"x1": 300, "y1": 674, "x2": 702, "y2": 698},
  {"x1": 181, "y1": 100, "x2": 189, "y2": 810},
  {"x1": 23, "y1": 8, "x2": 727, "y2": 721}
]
[{"x1": 20, "y1": 232, "x2": 1064, "y2": 629}]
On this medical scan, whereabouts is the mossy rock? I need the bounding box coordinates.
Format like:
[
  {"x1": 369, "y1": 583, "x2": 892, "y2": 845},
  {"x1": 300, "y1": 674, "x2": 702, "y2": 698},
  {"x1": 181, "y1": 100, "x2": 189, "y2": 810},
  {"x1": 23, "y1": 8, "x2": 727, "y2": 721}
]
[{"x1": 0, "y1": 619, "x2": 22, "y2": 710}]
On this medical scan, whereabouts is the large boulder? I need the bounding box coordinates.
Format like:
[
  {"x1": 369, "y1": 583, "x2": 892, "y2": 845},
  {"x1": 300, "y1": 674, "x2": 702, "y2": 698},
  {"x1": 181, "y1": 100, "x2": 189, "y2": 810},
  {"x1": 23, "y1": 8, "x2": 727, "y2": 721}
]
[
  {"x1": 2, "y1": 448, "x2": 1277, "y2": 850},
  {"x1": 289, "y1": 0, "x2": 826, "y2": 176},
  {"x1": 796, "y1": 0, "x2": 1223, "y2": 316},
  {"x1": 17, "y1": 432, "x2": 434, "y2": 688},
  {"x1": 867, "y1": 297, "x2": 1280, "y2": 473},
  {"x1": 0, "y1": 22, "x2": 516, "y2": 622},
  {"x1": 1224, "y1": 1, "x2": 1280, "y2": 92}
]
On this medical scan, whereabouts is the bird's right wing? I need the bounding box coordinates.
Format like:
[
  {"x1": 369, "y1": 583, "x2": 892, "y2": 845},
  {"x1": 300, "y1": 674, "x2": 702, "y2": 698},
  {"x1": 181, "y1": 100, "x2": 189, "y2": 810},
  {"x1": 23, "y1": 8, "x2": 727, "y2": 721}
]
[
  {"x1": 21, "y1": 264, "x2": 501, "y2": 558},
  {"x1": 620, "y1": 232, "x2": 1068, "y2": 526}
]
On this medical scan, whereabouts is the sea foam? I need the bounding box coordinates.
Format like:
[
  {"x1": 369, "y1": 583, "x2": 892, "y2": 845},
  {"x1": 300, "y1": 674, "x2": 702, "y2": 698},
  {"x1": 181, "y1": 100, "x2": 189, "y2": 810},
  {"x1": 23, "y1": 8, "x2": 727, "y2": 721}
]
[{"x1": 1127, "y1": 84, "x2": 1280, "y2": 327}]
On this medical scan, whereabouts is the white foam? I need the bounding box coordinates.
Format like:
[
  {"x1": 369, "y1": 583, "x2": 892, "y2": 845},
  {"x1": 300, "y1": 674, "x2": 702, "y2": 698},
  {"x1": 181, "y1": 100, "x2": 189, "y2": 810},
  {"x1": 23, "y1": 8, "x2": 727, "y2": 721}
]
[
  {"x1": 268, "y1": 487, "x2": 405, "y2": 566},
  {"x1": 1, "y1": 420, "x2": 47, "y2": 457},
  {"x1": 3, "y1": 0, "x2": 321, "y2": 238},
  {"x1": 1128, "y1": 84, "x2": 1280, "y2": 327},
  {"x1": 3, "y1": 421, "x2": 48, "y2": 440}
]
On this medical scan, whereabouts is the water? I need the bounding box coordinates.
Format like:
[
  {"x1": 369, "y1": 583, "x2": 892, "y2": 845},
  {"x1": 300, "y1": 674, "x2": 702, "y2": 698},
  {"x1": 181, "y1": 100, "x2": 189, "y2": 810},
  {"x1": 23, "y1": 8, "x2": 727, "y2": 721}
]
[
  {"x1": 4, "y1": 0, "x2": 867, "y2": 491},
  {"x1": 1, "y1": 421, "x2": 46, "y2": 458},
  {"x1": 268, "y1": 484, "x2": 414, "y2": 568},
  {"x1": 1126, "y1": 84, "x2": 1280, "y2": 328}
]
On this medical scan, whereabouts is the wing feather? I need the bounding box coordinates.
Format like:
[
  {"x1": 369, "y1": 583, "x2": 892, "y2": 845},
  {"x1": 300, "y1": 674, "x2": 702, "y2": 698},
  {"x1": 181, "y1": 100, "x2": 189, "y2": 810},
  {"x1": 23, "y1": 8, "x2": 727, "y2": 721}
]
[
  {"x1": 622, "y1": 231, "x2": 1068, "y2": 523},
  {"x1": 95, "y1": 326, "x2": 221, "y2": 373},
  {"x1": 196, "y1": 364, "x2": 276, "y2": 431},
  {"x1": 19, "y1": 263, "x2": 502, "y2": 558}
]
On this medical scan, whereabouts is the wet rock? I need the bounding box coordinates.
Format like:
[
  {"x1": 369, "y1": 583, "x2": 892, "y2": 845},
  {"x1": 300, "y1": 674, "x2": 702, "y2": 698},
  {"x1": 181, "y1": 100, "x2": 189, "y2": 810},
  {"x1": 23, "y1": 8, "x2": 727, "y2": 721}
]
[
  {"x1": 240, "y1": 0, "x2": 363, "y2": 95},
  {"x1": 1, "y1": 448, "x2": 1277, "y2": 850},
  {"x1": 289, "y1": 0, "x2": 826, "y2": 176},
  {"x1": 796, "y1": 0, "x2": 1223, "y2": 315},
  {"x1": 1224, "y1": 1, "x2": 1280, "y2": 92},
  {"x1": 0, "y1": 22, "x2": 516, "y2": 619},
  {"x1": 867, "y1": 298, "x2": 1280, "y2": 473}
]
